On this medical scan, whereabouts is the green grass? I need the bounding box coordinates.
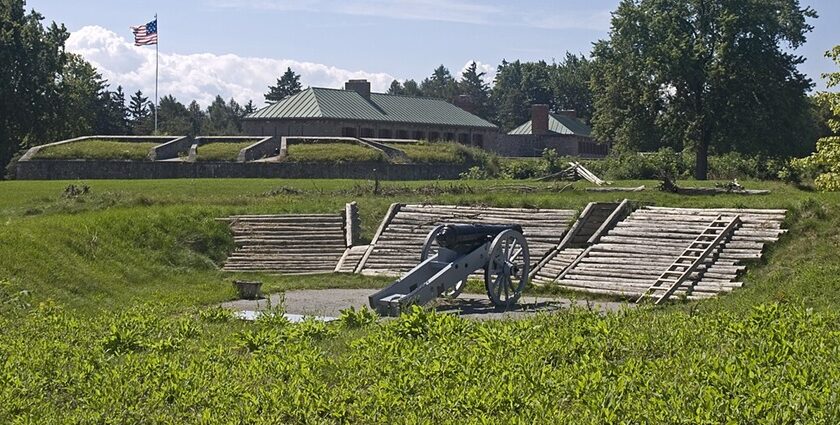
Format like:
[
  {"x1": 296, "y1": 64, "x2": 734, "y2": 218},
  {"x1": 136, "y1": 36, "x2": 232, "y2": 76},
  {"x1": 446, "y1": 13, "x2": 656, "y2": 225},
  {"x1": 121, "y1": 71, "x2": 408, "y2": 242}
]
[
  {"x1": 286, "y1": 142, "x2": 385, "y2": 162},
  {"x1": 387, "y1": 141, "x2": 488, "y2": 163},
  {"x1": 34, "y1": 140, "x2": 158, "y2": 160},
  {"x1": 1, "y1": 178, "x2": 839, "y2": 421},
  {"x1": 195, "y1": 142, "x2": 254, "y2": 161}
]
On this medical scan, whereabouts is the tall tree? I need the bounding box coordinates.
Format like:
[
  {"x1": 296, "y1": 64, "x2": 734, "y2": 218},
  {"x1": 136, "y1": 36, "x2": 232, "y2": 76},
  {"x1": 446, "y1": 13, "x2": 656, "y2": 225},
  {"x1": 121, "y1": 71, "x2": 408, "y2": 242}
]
[
  {"x1": 387, "y1": 80, "x2": 405, "y2": 95},
  {"x1": 243, "y1": 100, "x2": 256, "y2": 115},
  {"x1": 458, "y1": 61, "x2": 493, "y2": 119},
  {"x1": 420, "y1": 65, "x2": 458, "y2": 100},
  {"x1": 265, "y1": 67, "x2": 302, "y2": 104},
  {"x1": 96, "y1": 85, "x2": 130, "y2": 135},
  {"x1": 0, "y1": 0, "x2": 68, "y2": 170},
  {"x1": 402, "y1": 79, "x2": 423, "y2": 97},
  {"x1": 52, "y1": 54, "x2": 107, "y2": 139},
  {"x1": 491, "y1": 60, "x2": 528, "y2": 130},
  {"x1": 129, "y1": 90, "x2": 150, "y2": 123},
  {"x1": 156, "y1": 95, "x2": 192, "y2": 136},
  {"x1": 552, "y1": 53, "x2": 593, "y2": 122},
  {"x1": 591, "y1": 0, "x2": 817, "y2": 179},
  {"x1": 187, "y1": 100, "x2": 205, "y2": 136}
]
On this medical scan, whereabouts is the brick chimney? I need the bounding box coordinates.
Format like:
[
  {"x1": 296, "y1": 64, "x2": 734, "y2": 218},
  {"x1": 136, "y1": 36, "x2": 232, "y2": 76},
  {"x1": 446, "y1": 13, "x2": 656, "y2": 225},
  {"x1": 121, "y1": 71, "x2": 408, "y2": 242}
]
[
  {"x1": 453, "y1": 95, "x2": 475, "y2": 114},
  {"x1": 556, "y1": 109, "x2": 578, "y2": 119},
  {"x1": 531, "y1": 104, "x2": 549, "y2": 135},
  {"x1": 345, "y1": 79, "x2": 371, "y2": 100}
]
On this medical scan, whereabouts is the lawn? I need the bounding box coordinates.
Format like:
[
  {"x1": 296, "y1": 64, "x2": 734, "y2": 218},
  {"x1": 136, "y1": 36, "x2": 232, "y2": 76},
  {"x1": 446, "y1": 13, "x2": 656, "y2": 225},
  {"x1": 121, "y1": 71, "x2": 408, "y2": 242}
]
[
  {"x1": 195, "y1": 142, "x2": 255, "y2": 161},
  {"x1": 1, "y1": 178, "x2": 839, "y2": 422},
  {"x1": 286, "y1": 142, "x2": 385, "y2": 162},
  {"x1": 34, "y1": 140, "x2": 158, "y2": 160}
]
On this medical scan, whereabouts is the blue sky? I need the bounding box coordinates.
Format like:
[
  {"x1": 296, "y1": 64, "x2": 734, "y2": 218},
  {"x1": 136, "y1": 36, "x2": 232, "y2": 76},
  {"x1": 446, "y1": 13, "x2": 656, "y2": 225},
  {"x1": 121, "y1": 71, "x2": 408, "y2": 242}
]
[{"x1": 28, "y1": 0, "x2": 840, "y2": 106}]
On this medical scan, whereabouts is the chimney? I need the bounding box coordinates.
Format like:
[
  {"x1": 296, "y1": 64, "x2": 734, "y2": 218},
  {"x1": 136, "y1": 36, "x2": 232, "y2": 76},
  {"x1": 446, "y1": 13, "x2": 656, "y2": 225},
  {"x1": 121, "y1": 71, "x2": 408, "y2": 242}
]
[
  {"x1": 556, "y1": 109, "x2": 578, "y2": 119},
  {"x1": 453, "y1": 95, "x2": 475, "y2": 114},
  {"x1": 531, "y1": 104, "x2": 549, "y2": 135},
  {"x1": 345, "y1": 79, "x2": 371, "y2": 100}
]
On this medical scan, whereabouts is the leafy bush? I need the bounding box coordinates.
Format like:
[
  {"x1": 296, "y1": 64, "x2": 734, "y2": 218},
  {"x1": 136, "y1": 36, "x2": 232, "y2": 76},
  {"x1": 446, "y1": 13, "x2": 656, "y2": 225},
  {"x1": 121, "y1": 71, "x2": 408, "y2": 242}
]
[
  {"x1": 338, "y1": 306, "x2": 379, "y2": 328},
  {"x1": 793, "y1": 136, "x2": 840, "y2": 191}
]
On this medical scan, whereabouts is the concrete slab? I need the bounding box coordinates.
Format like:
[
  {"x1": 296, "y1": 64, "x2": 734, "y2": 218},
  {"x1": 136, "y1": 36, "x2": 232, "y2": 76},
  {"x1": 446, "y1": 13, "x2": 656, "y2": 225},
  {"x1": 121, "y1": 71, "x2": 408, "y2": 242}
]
[{"x1": 221, "y1": 289, "x2": 631, "y2": 321}]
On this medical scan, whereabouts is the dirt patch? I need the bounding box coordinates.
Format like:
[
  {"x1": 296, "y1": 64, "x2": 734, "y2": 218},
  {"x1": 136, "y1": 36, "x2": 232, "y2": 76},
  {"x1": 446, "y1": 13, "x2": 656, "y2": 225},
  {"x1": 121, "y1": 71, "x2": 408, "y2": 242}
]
[{"x1": 221, "y1": 288, "x2": 631, "y2": 320}]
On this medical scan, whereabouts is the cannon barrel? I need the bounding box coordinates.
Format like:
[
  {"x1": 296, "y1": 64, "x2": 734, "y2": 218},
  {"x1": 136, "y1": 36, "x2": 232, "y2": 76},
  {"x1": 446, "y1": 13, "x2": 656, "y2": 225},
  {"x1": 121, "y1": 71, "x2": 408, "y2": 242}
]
[{"x1": 435, "y1": 224, "x2": 523, "y2": 252}]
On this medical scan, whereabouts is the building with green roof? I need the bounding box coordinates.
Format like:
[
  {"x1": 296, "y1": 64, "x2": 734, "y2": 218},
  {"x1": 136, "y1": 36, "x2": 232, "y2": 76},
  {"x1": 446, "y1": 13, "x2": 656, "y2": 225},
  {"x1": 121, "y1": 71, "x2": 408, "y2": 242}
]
[
  {"x1": 485, "y1": 104, "x2": 608, "y2": 157},
  {"x1": 243, "y1": 80, "x2": 498, "y2": 146}
]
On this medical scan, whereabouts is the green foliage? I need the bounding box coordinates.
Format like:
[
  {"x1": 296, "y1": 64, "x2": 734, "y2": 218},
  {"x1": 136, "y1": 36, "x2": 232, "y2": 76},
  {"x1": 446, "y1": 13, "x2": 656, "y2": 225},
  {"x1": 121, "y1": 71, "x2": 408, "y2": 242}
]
[
  {"x1": 195, "y1": 142, "x2": 254, "y2": 161},
  {"x1": 393, "y1": 142, "x2": 496, "y2": 166},
  {"x1": 3, "y1": 302, "x2": 840, "y2": 422},
  {"x1": 338, "y1": 306, "x2": 378, "y2": 328},
  {"x1": 286, "y1": 142, "x2": 386, "y2": 163},
  {"x1": 591, "y1": 0, "x2": 818, "y2": 179},
  {"x1": 420, "y1": 65, "x2": 459, "y2": 100},
  {"x1": 265, "y1": 67, "x2": 303, "y2": 104},
  {"x1": 34, "y1": 140, "x2": 157, "y2": 160},
  {"x1": 793, "y1": 46, "x2": 840, "y2": 191}
]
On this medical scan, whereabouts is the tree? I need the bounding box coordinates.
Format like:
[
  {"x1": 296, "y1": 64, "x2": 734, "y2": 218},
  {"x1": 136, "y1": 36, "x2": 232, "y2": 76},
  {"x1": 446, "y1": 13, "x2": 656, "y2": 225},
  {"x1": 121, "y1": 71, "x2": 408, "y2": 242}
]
[
  {"x1": 52, "y1": 54, "x2": 107, "y2": 139},
  {"x1": 491, "y1": 60, "x2": 528, "y2": 130},
  {"x1": 129, "y1": 90, "x2": 150, "y2": 123},
  {"x1": 552, "y1": 53, "x2": 593, "y2": 122},
  {"x1": 591, "y1": 0, "x2": 817, "y2": 179},
  {"x1": 420, "y1": 65, "x2": 458, "y2": 100},
  {"x1": 0, "y1": 0, "x2": 68, "y2": 170},
  {"x1": 402, "y1": 80, "x2": 423, "y2": 97},
  {"x1": 265, "y1": 67, "x2": 302, "y2": 104},
  {"x1": 96, "y1": 85, "x2": 130, "y2": 135},
  {"x1": 795, "y1": 45, "x2": 840, "y2": 191},
  {"x1": 387, "y1": 80, "x2": 405, "y2": 95},
  {"x1": 458, "y1": 62, "x2": 493, "y2": 119},
  {"x1": 243, "y1": 100, "x2": 256, "y2": 115},
  {"x1": 156, "y1": 95, "x2": 192, "y2": 135}
]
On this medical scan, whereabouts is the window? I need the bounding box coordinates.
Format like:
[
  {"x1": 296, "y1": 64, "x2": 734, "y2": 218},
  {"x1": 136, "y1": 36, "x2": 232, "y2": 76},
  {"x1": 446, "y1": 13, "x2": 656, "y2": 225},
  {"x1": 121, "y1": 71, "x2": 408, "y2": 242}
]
[
  {"x1": 458, "y1": 133, "x2": 469, "y2": 144},
  {"x1": 472, "y1": 134, "x2": 484, "y2": 147},
  {"x1": 412, "y1": 130, "x2": 426, "y2": 140},
  {"x1": 342, "y1": 127, "x2": 357, "y2": 137},
  {"x1": 429, "y1": 132, "x2": 440, "y2": 141},
  {"x1": 444, "y1": 132, "x2": 455, "y2": 141},
  {"x1": 360, "y1": 128, "x2": 374, "y2": 138},
  {"x1": 378, "y1": 129, "x2": 392, "y2": 138},
  {"x1": 396, "y1": 130, "x2": 409, "y2": 139}
]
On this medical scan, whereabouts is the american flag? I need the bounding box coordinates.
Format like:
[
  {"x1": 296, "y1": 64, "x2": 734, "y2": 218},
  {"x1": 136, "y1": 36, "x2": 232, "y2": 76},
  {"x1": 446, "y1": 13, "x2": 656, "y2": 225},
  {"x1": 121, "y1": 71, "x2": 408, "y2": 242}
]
[{"x1": 131, "y1": 18, "x2": 158, "y2": 46}]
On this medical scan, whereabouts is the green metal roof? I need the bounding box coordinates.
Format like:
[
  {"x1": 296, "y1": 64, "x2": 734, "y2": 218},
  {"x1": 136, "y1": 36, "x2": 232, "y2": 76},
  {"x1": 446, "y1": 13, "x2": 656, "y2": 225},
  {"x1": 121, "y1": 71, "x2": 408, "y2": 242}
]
[
  {"x1": 507, "y1": 113, "x2": 592, "y2": 136},
  {"x1": 246, "y1": 87, "x2": 497, "y2": 129}
]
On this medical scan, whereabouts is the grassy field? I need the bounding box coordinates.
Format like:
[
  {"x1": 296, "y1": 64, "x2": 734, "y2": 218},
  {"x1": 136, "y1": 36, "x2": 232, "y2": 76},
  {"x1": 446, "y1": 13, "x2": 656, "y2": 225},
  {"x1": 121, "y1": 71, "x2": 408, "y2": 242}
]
[
  {"x1": 387, "y1": 141, "x2": 483, "y2": 163},
  {"x1": 0, "y1": 178, "x2": 839, "y2": 422},
  {"x1": 34, "y1": 140, "x2": 158, "y2": 160},
  {"x1": 286, "y1": 142, "x2": 385, "y2": 162},
  {"x1": 195, "y1": 142, "x2": 254, "y2": 161}
]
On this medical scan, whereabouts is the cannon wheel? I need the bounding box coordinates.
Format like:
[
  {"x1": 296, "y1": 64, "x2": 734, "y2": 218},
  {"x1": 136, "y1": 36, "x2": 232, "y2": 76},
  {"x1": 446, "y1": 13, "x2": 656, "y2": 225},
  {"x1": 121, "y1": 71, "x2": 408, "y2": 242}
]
[
  {"x1": 421, "y1": 225, "x2": 466, "y2": 298},
  {"x1": 485, "y1": 229, "x2": 529, "y2": 309}
]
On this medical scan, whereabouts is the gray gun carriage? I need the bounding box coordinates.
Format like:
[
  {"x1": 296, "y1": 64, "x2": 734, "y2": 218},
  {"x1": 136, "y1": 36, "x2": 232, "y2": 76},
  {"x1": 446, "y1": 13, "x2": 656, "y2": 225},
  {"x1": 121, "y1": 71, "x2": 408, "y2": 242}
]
[{"x1": 369, "y1": 223, "x2": 530, "y2": 316}]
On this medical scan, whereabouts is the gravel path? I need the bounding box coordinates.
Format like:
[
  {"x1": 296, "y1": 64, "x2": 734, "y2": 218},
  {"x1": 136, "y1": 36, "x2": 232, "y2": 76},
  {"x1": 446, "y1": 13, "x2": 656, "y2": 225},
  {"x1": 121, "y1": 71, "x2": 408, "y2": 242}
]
[{"x1": 222, "y1": 289, "x2": 631, "y2": 320}]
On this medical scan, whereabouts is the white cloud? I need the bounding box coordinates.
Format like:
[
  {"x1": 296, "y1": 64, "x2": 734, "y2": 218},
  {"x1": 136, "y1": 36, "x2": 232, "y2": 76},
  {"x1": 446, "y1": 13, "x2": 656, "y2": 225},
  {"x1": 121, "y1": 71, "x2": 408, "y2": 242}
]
[{"x1": 65, "y1": 25, "x2": 397, "y2": 107}]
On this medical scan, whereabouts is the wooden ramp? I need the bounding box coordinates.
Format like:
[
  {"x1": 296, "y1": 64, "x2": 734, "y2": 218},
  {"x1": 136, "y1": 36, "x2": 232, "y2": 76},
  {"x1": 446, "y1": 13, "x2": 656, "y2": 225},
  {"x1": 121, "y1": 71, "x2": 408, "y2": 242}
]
[
  {"x1": 531, "y1": 200, "x2": 631, "y2": 285},
  {"x1": 552, "y1": 207, "x2": 786, "y2": 301},
  {"x1": 221, "y1": 213, "x2": 349, "y2": 274},
  {"x1": 355, "y1": 204, "x2": 576, "y2": 276}
]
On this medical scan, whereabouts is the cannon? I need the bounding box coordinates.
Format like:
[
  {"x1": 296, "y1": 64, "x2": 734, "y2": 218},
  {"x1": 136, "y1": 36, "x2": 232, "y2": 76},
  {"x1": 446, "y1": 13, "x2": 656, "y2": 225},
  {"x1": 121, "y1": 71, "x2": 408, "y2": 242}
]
[{"x1": 369, "y1": 223, "x2": 530, "y2": 316}]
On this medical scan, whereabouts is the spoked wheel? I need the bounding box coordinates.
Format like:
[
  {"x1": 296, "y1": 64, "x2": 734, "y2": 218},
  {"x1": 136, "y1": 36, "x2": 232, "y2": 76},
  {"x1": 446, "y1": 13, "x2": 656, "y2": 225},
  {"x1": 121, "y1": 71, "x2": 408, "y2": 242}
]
[
  {"x1": 421, "y1": 225, "x2": 466, "y2": 298},
  {"x1": 485, "y1": 229, "x2": 529, "y2": 309}
]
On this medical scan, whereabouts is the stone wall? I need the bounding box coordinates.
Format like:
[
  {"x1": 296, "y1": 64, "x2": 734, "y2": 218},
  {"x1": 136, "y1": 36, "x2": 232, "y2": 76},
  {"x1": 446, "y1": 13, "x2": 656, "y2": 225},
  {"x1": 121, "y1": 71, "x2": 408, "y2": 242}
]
[
  {"x1": 16, "y1": 160, "x2": 471, "y2": 180},
  {"x1": 485, "y1": 134, "x2": 609, "y2": 158}
]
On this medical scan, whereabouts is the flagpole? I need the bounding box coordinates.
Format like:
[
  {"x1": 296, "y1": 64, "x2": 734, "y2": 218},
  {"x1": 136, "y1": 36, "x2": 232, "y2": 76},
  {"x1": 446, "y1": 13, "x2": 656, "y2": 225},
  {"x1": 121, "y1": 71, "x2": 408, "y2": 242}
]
[{"x1": 154, "y1": 13, "x2": 159, "y2": 134}]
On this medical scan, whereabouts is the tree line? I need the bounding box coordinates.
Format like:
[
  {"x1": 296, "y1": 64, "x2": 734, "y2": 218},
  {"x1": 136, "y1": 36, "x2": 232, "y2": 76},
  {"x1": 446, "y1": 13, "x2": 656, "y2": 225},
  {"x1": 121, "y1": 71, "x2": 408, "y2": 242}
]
[{"x1": 1, "y1": 0, "x2": 833, "y2": 179}]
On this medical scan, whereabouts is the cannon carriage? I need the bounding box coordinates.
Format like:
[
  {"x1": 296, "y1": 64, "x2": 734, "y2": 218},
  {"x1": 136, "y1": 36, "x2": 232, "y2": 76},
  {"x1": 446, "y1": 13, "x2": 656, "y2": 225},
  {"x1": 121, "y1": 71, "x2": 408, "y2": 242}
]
[{"x1": 369, "y1": 223, "x2": 530, "y2": 316}]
